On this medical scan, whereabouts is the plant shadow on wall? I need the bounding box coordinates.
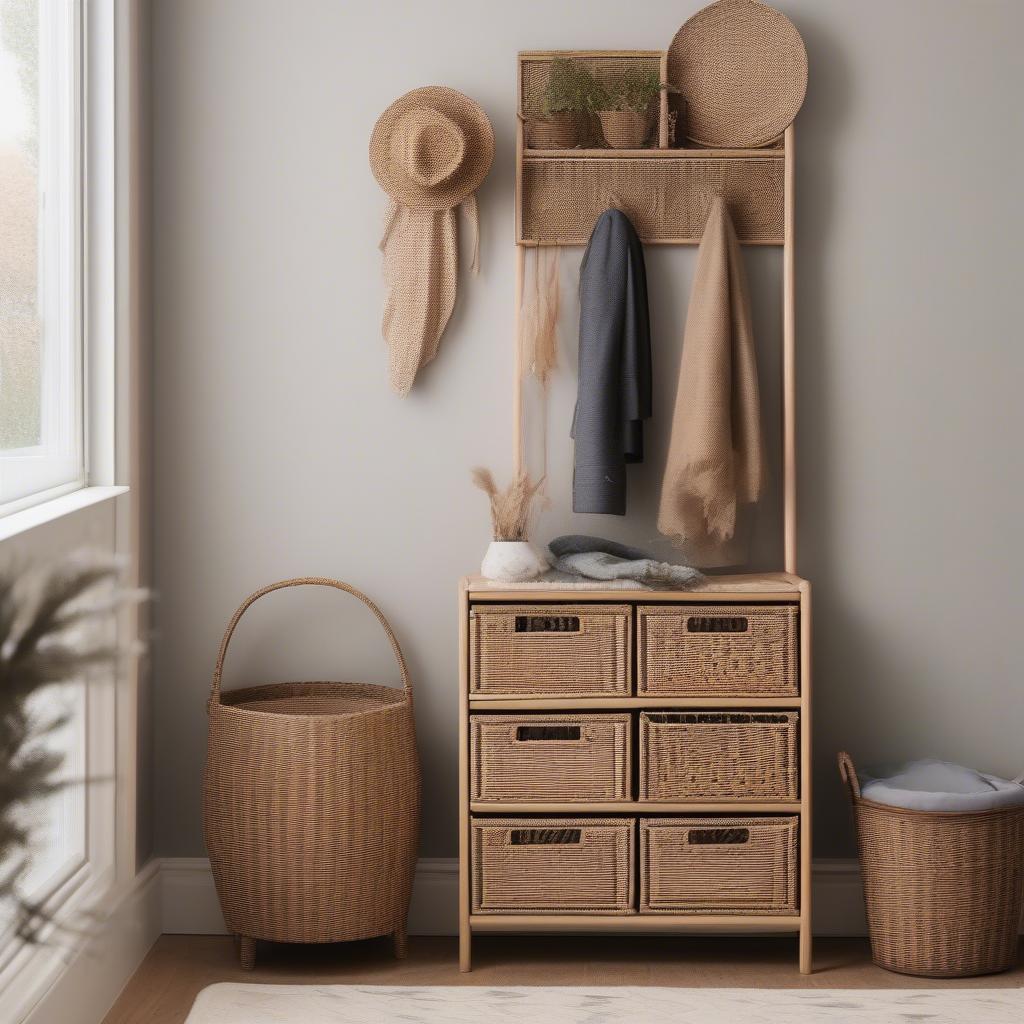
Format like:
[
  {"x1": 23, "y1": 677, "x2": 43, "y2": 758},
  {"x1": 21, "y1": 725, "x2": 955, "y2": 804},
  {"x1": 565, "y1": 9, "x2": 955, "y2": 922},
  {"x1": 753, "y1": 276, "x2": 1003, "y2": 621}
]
[{"x1": 0, "y1": 557, "x2": 143, "y2": 945}]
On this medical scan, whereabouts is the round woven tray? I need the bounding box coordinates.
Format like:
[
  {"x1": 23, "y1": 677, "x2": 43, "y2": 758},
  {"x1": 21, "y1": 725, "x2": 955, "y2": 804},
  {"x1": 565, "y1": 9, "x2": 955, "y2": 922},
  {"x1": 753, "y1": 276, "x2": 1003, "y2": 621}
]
[{"x1": 667, "y1": 0, "x2": 807, "y2": 149}]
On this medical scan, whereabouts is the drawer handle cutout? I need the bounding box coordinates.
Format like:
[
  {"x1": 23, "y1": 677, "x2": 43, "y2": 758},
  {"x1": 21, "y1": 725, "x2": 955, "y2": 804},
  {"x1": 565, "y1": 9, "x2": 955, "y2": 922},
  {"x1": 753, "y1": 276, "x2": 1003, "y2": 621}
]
[
  {"x1": 510, "y1": 828, "x2": 582, "y2": 846},
  {"x1": 516, "y1": 726, "x2": 582, "y2": 741},
  {"x1": 688, "y1": 828, "x2": 750, "y2": 846},
  {"x1": 515, "y1": 615, "x2": 580, "y2": 633},
  {"x1": 687, "y1": 616, "x2": 749, "y2": 633}
]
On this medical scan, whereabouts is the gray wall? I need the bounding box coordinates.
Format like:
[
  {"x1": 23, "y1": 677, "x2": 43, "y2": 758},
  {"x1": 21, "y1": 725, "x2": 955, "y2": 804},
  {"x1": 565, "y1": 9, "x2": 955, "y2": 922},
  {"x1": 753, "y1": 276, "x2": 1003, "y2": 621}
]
[{"x1": 151, "y1": 0, "x2": 1024, "y2": 859}]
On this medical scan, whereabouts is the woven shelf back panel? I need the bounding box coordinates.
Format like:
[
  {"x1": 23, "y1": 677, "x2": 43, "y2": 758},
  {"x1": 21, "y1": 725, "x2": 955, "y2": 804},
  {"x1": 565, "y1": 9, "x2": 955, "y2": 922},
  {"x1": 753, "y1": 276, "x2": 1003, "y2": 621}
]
[
  {"x1": 520, "y1": 52, "x2": 662, "y2": 114},
  {"x1": 520, "y1": 155, "x2": 784, "y2": 244}
]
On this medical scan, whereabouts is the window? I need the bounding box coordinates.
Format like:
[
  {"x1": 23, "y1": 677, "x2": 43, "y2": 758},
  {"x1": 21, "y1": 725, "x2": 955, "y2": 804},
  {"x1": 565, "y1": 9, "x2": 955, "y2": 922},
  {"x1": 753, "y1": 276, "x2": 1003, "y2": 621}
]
[{"x1": 0, "y1": 0, "x2": 83, "y2": 513}]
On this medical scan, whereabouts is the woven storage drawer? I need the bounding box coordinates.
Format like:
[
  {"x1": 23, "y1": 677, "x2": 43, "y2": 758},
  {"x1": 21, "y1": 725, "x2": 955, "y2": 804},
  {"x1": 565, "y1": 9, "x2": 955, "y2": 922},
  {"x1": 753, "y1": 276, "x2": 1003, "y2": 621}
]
[
  {"x1": 472, "y1": 817, "x2": 635, "y2": 914},
  {"x1": 640, "y1": 816, "x2": 798, "y2": 914},
  {"x1": 471, "y1": 714, "x2": 631, "y2": 803},
  {"x1": 638, "y1": 604, "x2": 798, "y2": 697},
  {"x1": 640, "y1": 712, "x2": 799, "y2": 802},
  {"x1": 469, "y1": 604, "x2": 631, "y2": 696}
]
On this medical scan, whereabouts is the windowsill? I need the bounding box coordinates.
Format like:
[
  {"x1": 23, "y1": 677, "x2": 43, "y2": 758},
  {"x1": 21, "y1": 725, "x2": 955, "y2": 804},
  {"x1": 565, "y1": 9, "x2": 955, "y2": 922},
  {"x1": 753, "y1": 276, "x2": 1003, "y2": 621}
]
[{"x1": 0, "y1": 485, "x2": 129, "y2": 544}]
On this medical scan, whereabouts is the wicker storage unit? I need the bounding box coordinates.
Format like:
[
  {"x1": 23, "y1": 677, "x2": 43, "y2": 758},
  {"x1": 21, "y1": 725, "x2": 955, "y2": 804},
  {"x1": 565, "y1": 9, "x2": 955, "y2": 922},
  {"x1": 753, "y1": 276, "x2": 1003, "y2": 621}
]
[
  {"x1": 472, "y1": 817, "x2": 635, "y2": 914},
  {"x1": 470, "y1": 714, "x2": 631, "y2": 803},
  {"x1": 839, "y1": 753, "x2": 1024, "y2": 977},
  {"x1": 204, "y1": 578, "x2": 420, "y2": 968},
  {"x1": 469, "y1": 604, "x2": 631, "y2": 696},
  {"x1": 640, "y1": 816, "x2": 798, "y2": 914},
  {"x1": 638, "y1": 604, "x2": 798, "y2": 696},
  {"x1": 640, "y1": 711, "x2": 799, "y2": 802}
]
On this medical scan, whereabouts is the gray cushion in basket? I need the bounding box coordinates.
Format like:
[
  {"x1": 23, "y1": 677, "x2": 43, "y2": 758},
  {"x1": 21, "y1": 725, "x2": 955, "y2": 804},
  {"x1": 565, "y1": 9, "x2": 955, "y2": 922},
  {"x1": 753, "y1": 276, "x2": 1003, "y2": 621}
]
[{"x1": 860, "y1": 759, "x2": 1024, "y2": 813}]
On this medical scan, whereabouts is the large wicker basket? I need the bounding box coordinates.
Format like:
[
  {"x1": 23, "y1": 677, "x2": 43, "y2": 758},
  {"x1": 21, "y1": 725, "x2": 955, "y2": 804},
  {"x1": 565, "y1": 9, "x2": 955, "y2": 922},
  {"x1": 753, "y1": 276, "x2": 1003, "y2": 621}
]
[
  {"x1": 839, "y1": 751, "x2": 1024, "y2": 977},
  {"x1": 204, "y1": 578, "x2": 420, "y2": 969}
]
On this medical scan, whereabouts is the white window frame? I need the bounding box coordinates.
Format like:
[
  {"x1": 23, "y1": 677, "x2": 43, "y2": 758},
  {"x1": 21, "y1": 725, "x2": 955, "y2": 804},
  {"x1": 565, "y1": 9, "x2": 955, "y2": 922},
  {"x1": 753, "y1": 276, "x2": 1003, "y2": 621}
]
[
  {"x1": 0, "y1": 0, "x2": 86, "y2": 516},
  {"x1": 0, "y1": 1, "x2": 136, "y2": 1018}
]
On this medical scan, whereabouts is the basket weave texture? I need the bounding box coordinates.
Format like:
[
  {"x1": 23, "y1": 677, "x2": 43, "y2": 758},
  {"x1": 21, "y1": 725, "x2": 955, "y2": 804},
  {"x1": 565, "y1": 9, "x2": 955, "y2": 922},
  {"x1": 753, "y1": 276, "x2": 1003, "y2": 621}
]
[
  {"x1": 203, "y1": 578, "x2": 420, "y2": 965},
  {"x1": 471, "y1": 713, "x2": 631, "y2": 803},
  {"x1": 839, "y1": 752, "x2": 1024, "y2": 977},
  {"x1": 640, "y1": 816, "x2": 798, "y2": 913},
  {"x1": 519, "y1": 53, "x2": 661, "y2": 151},
  {"x1": 638, "y1": 603, "x2": 798, "y2": 696},
  {"x1": 472, "y1": 817, "x2": 634, "y2": 914},
  {"x1": 667, "y1": 0, "x2": 808, "y2": 148},
  {"x1": 640, "y1": 711, "x2": 798, "y2": 801},
  {"x1": 470, "y1": 604, "x2": 631, "y2": 696},
  {"x1": 520, "y1": 157, "x2": 784, "y2": 245}
]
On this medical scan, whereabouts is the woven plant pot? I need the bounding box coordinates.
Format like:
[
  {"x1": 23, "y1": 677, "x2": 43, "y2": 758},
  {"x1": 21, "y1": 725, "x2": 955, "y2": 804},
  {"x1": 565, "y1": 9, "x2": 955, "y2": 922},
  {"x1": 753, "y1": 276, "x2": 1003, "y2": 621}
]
[
  {"x1": 204, "y1": 578, "x2": 420, "y2": 969},
  {"x1": 597, "y1": 110, "x2": 651, "y2": 149},
  {"x1": 839, "y1": 752, "x2": 1024, "y2": 978},
  {"x1": 525, "y1": 112, "x2": 578, "y2": 149}
]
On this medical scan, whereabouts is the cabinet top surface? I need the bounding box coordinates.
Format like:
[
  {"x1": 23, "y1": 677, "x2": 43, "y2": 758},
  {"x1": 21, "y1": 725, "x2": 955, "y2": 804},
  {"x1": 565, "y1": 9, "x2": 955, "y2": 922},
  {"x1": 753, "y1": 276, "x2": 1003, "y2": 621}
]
[{"x1": 462, "y1": 571, "x2": 807, "y2": 601}]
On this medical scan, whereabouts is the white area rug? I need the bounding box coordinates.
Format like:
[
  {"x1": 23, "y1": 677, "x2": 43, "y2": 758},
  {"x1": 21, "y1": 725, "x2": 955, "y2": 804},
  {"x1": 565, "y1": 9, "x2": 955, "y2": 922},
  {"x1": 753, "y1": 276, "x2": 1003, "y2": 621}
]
[{"x1": 185, "y1": 984, "x2": 1024, "y2": 1023}]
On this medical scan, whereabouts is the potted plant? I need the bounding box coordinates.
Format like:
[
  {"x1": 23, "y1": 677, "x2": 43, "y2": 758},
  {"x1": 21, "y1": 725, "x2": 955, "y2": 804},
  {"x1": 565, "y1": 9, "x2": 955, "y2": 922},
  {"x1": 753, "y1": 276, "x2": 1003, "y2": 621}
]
[
  {"x1": 594, "y1": 68, "x2": 666, "y2": 149},
  {"x1": 524, "y1": 58, "x2": 600, "y2": 150},
  {"x1": 471, "y1": 467, "x2": 549, "y2": 582}
]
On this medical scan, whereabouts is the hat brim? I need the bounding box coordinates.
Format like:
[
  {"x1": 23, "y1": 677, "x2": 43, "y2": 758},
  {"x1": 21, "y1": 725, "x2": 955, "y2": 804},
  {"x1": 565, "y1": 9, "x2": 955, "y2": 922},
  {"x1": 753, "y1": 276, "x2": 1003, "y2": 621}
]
[{"x1": 370, "y1": 87, "x2": 494, "y2": 211}]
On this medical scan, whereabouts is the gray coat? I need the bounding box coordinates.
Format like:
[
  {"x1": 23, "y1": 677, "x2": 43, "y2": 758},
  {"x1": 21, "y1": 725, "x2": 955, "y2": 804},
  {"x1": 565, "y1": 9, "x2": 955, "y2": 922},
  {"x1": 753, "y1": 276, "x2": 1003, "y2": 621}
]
[{"x1": 572, "y1": 209, "x2": 652, "y2": 515}]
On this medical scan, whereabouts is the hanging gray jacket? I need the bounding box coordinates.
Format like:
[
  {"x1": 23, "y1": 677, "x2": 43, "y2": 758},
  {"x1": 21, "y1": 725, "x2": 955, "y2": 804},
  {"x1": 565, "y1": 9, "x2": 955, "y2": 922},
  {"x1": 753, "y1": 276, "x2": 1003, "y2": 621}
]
[{"x1": 572, "y1": 209, "x2": 652, "y2": 515}]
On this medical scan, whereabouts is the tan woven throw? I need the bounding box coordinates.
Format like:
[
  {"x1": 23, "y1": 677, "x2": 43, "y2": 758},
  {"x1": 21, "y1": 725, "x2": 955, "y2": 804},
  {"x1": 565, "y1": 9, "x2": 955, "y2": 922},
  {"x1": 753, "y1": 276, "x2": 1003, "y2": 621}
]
[{"x1": 658, "y1": 196, "x2": 765, "y2": 563}]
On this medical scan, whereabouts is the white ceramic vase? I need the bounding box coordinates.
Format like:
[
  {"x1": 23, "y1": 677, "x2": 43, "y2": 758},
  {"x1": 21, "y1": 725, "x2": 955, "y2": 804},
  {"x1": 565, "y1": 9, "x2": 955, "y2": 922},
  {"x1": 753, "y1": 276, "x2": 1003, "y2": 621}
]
[{"x1": 480, "y1": 541, "x2": 549, "y2": 583}]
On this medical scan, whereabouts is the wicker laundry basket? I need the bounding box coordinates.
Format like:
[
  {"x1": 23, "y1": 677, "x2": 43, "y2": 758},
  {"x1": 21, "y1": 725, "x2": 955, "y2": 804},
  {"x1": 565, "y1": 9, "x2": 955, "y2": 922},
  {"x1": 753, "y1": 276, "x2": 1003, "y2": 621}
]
[
  {"x1": 204, "y1": 578, "x2": 420, "y2": 969},
  {"x1": 838, "y1": 751, "x2": 1024, "y2": 977}
]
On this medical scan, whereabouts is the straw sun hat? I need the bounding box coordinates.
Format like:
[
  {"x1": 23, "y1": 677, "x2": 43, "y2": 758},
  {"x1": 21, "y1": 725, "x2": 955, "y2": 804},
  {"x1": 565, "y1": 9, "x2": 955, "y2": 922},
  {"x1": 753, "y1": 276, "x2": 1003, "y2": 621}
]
[
  {"x1": 370, "y1": 87, "x2": 494, "y2": 396},
  {"x1": 370, "y1": 87, "x2": 494, "y2": 211}
]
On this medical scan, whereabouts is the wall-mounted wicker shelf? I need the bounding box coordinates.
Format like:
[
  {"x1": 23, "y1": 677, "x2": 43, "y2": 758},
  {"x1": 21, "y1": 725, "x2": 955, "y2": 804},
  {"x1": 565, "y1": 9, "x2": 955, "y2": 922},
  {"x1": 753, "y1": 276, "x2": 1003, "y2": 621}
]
[{"x1": 516, "y1": 50, "x2": 788, "y2": 246}]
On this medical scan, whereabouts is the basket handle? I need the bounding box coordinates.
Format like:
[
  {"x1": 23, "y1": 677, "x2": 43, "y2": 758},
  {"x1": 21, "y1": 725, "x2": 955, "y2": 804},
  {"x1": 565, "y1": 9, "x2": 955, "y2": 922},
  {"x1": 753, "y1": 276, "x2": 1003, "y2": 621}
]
[
  {"x1": 210, "y1": 577, "x2": 412, "y2": 704},
  {"x1": 837, "y1": 750, "x2": 862, "y2": 801}
]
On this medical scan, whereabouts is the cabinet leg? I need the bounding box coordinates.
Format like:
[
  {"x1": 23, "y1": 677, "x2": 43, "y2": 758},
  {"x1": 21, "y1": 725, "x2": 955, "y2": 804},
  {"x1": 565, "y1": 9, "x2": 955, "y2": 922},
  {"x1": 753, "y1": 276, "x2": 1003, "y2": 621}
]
[
  {"x1": 392, "y1": 925, "x2": 408, "y2": 959},
  {"x1": 238, "y1": 935, "x2": 256, "y2": 970},
  {"x1": 799, "y1": 925, "x2": 812, "y2": 974},
  {"x1": 459, "y1": 928, "x2": 471, "y2": 973}
]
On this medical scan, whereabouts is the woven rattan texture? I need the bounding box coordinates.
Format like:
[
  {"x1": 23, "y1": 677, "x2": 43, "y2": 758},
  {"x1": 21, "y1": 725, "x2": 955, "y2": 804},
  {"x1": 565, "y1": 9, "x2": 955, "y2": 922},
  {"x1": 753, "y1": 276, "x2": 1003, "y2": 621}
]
[
  {"x1": 638, "y1": 603, "x2": 798, "y2": 696},
  {"x1": 597, "y1": 110, "x2": 654, "y2": 149},
  {"x1": 640, "y1": 816, "x2": 798, "y2": 914},
  {"x1": 839, "y1": 753, "x2": 1024, "y2": 977},
  {"x1": 469, "y1": 604, "x2": 631, "y2": 696},
  {"x1": 203, "y1": 579, "x2": 420, "y2": 964},
  {"x1": 520, "y1": 156, "x2": 784, "y2": 244},
  {"x1": 667, "y1": 0, "x2": 808, "y2": 148},
  {"x1": 472, "y1": 817, "x2": 635, "y2": 914},
  {"x1": 640, "y1": 711, "x2": 799, "y2": 802},
  {"x1": 520, "y1": 54, "x2": 662, "y2": 150},
  {"x1": 470, "y1": 713, "x2": 631, "y2": 803}
]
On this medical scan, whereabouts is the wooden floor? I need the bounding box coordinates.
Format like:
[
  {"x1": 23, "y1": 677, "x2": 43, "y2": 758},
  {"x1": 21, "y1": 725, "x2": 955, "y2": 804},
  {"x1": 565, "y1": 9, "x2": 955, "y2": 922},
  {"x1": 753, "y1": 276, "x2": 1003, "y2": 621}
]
[{"x1": 103, "y1": 935, "x2": 1024, "y2": 1024}]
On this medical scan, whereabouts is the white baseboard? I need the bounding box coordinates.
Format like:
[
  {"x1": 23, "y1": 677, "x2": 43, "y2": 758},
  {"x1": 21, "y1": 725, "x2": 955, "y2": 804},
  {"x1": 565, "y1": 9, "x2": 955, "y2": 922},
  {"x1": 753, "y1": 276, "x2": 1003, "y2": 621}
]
[
  {"x1": 158, "y1": 857, "x2": 870, "y2": 938},
  {"x1": 16, "y1": 861, "x2": 162, "y2": 1024}
]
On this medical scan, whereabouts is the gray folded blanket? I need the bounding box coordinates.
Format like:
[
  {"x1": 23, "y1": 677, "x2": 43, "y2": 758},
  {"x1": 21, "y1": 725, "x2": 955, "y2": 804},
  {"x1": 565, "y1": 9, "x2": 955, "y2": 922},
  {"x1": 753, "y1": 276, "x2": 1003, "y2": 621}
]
[{"x1": 548, "y1": 535, "x2": 703, "y2": 588}]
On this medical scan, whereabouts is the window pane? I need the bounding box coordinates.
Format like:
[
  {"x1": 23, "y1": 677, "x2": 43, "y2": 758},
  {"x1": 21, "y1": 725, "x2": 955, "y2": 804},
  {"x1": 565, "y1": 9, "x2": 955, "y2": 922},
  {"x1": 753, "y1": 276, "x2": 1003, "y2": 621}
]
[
  {"x1": 0, "y1": 0, "x2": 41, "y2": 450},
  {"x1": 0, "y1": 0, "x2": 81, "y2": 510}
]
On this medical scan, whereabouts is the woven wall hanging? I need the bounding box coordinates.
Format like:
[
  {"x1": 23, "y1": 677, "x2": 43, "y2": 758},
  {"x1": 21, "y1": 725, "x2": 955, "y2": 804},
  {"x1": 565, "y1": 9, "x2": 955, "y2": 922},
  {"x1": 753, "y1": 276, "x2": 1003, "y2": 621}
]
[{"x1": 667, "y1": 0, "x2": 808, "y2": 148}]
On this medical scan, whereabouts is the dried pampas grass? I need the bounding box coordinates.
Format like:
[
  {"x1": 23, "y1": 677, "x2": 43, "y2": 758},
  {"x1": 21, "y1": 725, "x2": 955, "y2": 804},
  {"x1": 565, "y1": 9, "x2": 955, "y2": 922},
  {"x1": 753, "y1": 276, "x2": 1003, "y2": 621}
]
[{"x1": 471, "y1": 467, "x2": 545, "y2": 542}]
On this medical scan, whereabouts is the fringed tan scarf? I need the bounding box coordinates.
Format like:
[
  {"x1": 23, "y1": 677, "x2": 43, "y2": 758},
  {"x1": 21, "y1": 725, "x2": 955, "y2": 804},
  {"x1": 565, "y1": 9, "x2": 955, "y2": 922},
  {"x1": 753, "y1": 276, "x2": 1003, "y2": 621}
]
[
  {"x1": 379, "y1": 196, "x2": 479, "y2": 397},
  {"x1": 519, "y1": 245, "x2": 560, "y2": 387},
  {"x1": 657, "y1": 196, "x2": 765, "y2": 564}
]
